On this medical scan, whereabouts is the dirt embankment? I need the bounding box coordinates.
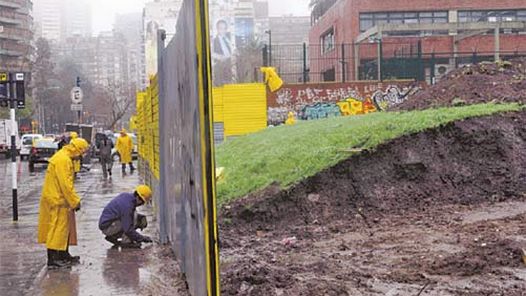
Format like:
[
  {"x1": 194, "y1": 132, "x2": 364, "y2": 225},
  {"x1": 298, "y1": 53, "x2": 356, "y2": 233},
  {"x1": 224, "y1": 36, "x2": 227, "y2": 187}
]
[
  {"x1": 396, "y1": 59, "x2": 526, "y2": 111},
  {"x1": 219, "y1": 111, "x2": 526, "y2": 295}
]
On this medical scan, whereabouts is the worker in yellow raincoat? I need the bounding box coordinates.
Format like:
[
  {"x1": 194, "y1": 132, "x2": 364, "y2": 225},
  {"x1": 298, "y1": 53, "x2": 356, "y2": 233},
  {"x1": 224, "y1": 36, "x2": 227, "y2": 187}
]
[
  {"x1": 69, "y1": 132, "x2": 82, "y2": 175},
  {"x1": 285, "y1": 112, "x2": 296, "y2": 125},
  {"x1": 37, "y1": 138, "x2": 89, "y2": 269},
  {"x1": 116, "y1": 128, "x2": 134, "y2": 174}
]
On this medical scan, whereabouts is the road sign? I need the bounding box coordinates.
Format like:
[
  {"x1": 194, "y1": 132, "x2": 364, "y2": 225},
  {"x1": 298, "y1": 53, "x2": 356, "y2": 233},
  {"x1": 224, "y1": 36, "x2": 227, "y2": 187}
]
[
  {"x1": 71, "y1": 87, "x2": 83, "y2": 104},
  {"x1": 71, "y1": 104, "x2": 83, "y2": 111},
  {"x1": 0, "y1": 73, "x2": 7, "y2": 82},
  {"x1": 15, "y1": 73, "x2": 24, "y2": 81}
]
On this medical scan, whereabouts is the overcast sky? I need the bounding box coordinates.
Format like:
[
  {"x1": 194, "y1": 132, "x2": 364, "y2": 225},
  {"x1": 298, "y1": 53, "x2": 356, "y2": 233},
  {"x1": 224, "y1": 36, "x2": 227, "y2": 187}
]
[{"x1": 91, "y1": 0, "x2": 310, "y2": 34}]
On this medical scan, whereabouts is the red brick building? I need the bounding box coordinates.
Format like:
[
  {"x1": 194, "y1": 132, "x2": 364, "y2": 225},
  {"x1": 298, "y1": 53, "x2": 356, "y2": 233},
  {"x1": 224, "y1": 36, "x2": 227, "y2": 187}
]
[{"x1": 308, "y1": 0, "x2": 526, "y2": 82}]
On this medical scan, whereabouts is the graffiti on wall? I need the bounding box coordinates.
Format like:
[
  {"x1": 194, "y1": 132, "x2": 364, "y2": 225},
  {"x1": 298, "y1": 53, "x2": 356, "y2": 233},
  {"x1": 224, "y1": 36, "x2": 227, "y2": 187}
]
[
  {"x1": 267, "y1": 81, "x2": 423, "y2": 124},
  {"x1": 372, "y1": 85, "x2": 420, "y2": 111}
]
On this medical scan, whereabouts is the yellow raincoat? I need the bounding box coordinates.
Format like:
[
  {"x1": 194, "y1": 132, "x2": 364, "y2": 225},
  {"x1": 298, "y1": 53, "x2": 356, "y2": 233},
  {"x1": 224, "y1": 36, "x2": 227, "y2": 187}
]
[
  {"x1": 69, "y1": 132, "x2": 81, "y2": 173},
  {"x1": 285, "y1": 112, "x2": 296, "y2": 125},
  {"x1": 116, "y1": 133, "x2": 133, "y2": 164},
  {"x1": 37, "y1": 145, "x2": 81, "y2": 251}
]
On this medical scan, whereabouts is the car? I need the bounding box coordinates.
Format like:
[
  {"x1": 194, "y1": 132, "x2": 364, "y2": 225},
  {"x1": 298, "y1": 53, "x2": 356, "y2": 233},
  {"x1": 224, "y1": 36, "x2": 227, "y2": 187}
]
[
  {"x1": 20, "y1": 134, "x2": 43, "y2": 160},
  {"x1": 29, "y1": 138, "x2": 58, "y2": 172},
  {"x1": 110, "y1": 133, "x2": 138, "y2": 162}
]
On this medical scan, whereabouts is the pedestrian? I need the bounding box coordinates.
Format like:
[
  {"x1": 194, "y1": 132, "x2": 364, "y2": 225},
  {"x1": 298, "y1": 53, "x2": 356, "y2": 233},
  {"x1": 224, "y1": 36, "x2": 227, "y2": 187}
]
[
  {"x1": 97, "y1": 134, "x2": 113, "y2": 178},
  {"x1": 98, "y1": 185, "x2": 153, "y2": 248},
  {"x1": 57, "y1": 134, "x2": 68, "y2": 150},
  {"x1": 69, "y1": 132, "x2": 82, "y2": 177},
  {"x1": 115, "y1": 129, "x2": 134, "y2": 174},
  {"x1": 37, "y1": 138, "x2": 89, "y2": 269}
]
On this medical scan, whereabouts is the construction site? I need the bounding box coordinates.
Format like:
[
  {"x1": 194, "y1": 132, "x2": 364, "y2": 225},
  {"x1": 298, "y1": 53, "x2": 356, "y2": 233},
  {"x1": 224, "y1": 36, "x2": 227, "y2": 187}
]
[{"x1": 1, "y1": 0, "x2": 526, "y2": 295}]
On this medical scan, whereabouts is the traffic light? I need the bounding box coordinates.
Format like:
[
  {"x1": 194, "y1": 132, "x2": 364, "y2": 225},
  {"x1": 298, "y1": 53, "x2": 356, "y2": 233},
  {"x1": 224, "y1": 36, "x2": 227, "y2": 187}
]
[
  {"x1": 0, "y1": 72, "x2": 25, "y2": 109},
  {"x1": 0, "y1": 82, "x2": 7, "y2": 107},
  {"x1": 16, "y1": 80, "x2": 25, "y2": 109},
  {"x1": 0, "y1": 83, "x2": 7, "y2": 99}
]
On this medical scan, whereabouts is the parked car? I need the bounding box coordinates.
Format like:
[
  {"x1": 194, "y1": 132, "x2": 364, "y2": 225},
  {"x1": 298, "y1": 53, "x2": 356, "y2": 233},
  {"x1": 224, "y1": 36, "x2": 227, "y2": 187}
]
[
  {"x1": 0, "y1": 119, "x2": 20, "y2": 158},
  {"x1": 110, "y1": 133, "x2": 138, "y2": 161},
  {"x1": 29, "y1": 138, "x2": 58, "y2": 172},
  {"x1": 20, "y1": 134, "x2": 43, "y2": 160}
]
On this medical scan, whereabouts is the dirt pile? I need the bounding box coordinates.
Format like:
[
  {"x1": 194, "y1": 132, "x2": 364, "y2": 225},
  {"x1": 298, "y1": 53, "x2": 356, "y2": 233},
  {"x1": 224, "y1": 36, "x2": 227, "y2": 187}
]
[
  {"x1": 396, "y1": 59, "x2": 526, "y2": 111},
  {"x1": 220, "y1": 111, "x2": 526, "y2": 295}
]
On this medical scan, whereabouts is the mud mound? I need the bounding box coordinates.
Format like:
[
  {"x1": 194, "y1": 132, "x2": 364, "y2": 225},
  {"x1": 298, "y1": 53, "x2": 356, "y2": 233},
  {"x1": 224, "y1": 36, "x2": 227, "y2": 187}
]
[
  {"x1": 220, "y1": 111, "x2": 526, "y2": 295},
  {"x1": 395, "y1": 59, "x2": 526, "y2": 111},
  {"x1": 424, "y1": 238, "x2": 523, "y2": 276}
]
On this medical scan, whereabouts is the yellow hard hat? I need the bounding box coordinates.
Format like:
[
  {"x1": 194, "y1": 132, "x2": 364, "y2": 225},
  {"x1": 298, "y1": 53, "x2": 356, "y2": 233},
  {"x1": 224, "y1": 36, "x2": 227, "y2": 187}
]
[
  {"x1": 70, "y1": 131, "x2": 78, "y2": 139},
  {"x1": 70, "y1": 138, "x2": 89, "y2": 153},
  {"x1": 135, "y1": 185, "x2": 152, "y2": 203}
]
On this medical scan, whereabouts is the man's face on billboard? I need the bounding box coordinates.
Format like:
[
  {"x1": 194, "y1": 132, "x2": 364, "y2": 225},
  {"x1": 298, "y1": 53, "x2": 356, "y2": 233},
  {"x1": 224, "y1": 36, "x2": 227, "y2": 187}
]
[{"x1": 217, "y1": 21, "x2": 228, "y2": 36}]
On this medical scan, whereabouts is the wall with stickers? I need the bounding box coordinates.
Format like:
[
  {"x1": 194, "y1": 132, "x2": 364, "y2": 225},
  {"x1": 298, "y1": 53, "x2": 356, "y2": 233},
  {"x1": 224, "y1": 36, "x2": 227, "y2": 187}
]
[{"x1": 267, "y1": 81, "x2": 424, "y2": 125}]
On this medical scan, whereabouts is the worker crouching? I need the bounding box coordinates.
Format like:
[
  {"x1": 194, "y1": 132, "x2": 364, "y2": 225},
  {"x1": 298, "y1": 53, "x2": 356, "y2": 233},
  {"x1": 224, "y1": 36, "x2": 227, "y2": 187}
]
[
  {"x1": 37, "y1": 138, "x2": 89, "y2": 269},
  {"x1": 98, "y1": 185, "x2": 153, "y2": 248}
]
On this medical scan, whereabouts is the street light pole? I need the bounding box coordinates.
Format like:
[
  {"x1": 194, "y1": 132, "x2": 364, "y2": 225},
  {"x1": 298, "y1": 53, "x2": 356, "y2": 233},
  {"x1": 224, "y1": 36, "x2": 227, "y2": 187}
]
[
  {"x1": 76, "y1": 77, "x2": 81, "y2": 125},
  {"x1": 265, "y1": 30, "x2": 272, "y2": 67}
]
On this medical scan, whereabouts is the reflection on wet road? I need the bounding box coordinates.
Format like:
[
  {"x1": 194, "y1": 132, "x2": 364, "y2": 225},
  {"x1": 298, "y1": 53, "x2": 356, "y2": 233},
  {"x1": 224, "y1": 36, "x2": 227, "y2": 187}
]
[{"x1": 0, "y1": 158, "x2": 157, "y2": 296}]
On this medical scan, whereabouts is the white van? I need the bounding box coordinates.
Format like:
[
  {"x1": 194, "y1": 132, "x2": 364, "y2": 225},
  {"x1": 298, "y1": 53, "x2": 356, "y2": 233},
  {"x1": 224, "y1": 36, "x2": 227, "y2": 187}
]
[
  {"x1": 20, "y1": 134, "x2": 43, "y2": 160},
  {"x1": 0, "y1": 120, "x2": 20, "y2": 157}
]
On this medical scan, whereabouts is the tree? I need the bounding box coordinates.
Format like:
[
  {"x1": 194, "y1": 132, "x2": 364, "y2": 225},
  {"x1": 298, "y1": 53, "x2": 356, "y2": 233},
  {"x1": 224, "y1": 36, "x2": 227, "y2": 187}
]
[
  {"x1": 234, "y1": 37, "x2": 265, "y2": 83},
  {"x1": 86, "y1": 82, "x2": 134, "y2": 130}
]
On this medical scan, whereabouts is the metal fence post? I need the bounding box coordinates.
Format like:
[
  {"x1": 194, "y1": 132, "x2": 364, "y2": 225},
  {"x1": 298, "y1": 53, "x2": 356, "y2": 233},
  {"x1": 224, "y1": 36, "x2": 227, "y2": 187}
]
[
  {"x1": 430, "y1": 52, "x2": 436, "y2": 85},
  {"x1": 417, "y1": 40, "x2": 424, "y2": 81},
  {"x1": 471, "y1": 51, "x2": 478, "y2": 65},
  {"x1": 302, "y1": 42, "x2": 308, "y2": 83},
  {"x1": 262, "y1": 45, "x2": 268, "y2": 67},
  {"x1": 156, "y1": 29, "x2": 168, "y2": 244},
  {"x1": 377, "y1": 40, "x2": 383, "y2": 81},
  {"x1": 341, "y1": 43, "x2": 346, "y2": 83}
]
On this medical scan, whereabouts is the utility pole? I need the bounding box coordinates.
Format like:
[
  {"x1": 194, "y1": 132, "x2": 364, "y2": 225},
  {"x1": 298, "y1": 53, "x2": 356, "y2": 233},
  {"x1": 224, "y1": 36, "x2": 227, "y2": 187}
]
[
  {"x1": 1, "y1": 72, "x2": 24, "y2": 221},
  {"x1": 9, "y1": 74, "x2": 18, "y2": 221}
]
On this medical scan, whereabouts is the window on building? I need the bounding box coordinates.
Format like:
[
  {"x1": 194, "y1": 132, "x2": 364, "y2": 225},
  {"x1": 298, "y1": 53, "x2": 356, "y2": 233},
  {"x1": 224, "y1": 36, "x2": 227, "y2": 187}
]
[
  {"x1": 458, "y1": 9, "x2": 526, "y2": 23},
  {"x1": 321, "y1": 28, "x2": 335, "y2": 54},
  {"x1": 322, "y1": 68, "x2": 335, "y2": 81},
  {"x1": 359, "y1": 11, "x2": 449, "y2": 32}
]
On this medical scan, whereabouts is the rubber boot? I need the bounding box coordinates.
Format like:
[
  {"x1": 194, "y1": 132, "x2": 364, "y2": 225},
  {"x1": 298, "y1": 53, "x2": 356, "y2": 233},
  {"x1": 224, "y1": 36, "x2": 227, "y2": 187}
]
[
  {"x1": 108, "y1": 169, "x2": 112, "y2": 177},
  {"x1": 122, "y1": 164, "x2": 126, "y2": 174},
  {"x1": 61, "y1": 245, "x2": 80, "y2": 264},
  {"x1": 129, "y1": 163, "x2": 135, "y2": 173},
  {"x1": 120, "y1": 235, "x2": 141, "y2": 249},
  {"x1": 47, "y1": 249, "x2": 71, "y2": 269},
  {"x1": 105, "y1": 235, "x2": 120, "y2": 246}
]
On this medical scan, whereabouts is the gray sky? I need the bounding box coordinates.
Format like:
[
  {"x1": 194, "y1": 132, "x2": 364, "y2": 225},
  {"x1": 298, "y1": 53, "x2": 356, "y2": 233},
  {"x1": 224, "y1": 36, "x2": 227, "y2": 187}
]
[{"x1": 91, "y1": 0, "x2": 310, "y2": 34}]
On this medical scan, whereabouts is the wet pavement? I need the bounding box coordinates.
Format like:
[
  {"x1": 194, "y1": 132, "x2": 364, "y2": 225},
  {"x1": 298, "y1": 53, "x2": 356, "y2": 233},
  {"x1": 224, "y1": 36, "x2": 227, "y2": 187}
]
[{"x1": 0, "y1": 158, "x2": 188, "y2": 296}]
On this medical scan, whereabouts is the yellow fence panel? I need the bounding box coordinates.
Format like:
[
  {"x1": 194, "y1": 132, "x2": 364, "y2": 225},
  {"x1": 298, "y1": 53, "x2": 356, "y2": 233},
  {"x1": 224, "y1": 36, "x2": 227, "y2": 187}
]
[{"x1": 214, "y1": 83, "x2": 267, "y2": 138}]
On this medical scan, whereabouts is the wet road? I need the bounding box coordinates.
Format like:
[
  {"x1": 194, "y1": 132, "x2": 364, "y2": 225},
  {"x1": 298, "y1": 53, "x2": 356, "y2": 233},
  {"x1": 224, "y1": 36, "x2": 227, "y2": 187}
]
[{"x1": 0, "y1": 158, "x2": 186, "y2": 296}]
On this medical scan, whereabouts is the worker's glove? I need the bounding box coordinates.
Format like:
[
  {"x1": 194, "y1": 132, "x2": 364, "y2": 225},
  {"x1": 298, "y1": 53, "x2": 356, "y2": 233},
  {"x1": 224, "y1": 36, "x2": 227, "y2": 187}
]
[
  {"x1": 74, "y1": 204, "x2": 81, "y2": 212},
  {"x1": 142, "y1": 236, "x2": 153, "y2": 243}
]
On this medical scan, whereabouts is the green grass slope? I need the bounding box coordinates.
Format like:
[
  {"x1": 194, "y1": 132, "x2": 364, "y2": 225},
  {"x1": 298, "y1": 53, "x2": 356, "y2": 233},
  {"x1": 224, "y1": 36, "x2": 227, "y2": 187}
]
[{"x1": 215, "y1": 103, "x2": 523, "y2": 204}]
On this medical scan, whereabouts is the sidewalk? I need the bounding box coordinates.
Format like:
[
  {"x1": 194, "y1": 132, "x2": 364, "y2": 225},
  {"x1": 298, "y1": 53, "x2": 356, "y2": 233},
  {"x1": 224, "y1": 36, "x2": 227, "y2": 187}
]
[{"x1": 0, "y1": 160, "x2": 188, "y2": 296}]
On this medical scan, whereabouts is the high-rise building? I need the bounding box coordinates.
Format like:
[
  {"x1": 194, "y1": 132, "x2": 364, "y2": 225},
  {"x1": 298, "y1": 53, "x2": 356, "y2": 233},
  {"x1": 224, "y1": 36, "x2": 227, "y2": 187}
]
[
  {"x1": 143, "y1": 0, "x2": 183, "y2": 79},
  {"x1": 0, "y1": 0, "x2": 34, "y2": 73},
  {"x1": 33, "y1": 0, "x2": 91, "y2": 41},
  {"x1": 33, "y1": 0, "x2": 60, "y2": 40},
  {"x1": 63, "y1": 0, "x2": 91, "y2": 38},
  {"x1": 115, "y1": 13, "x2": 146, "y2": 90},
  {"x1": 269, "y1": 16, "x2": 310, "y2": 44}
]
